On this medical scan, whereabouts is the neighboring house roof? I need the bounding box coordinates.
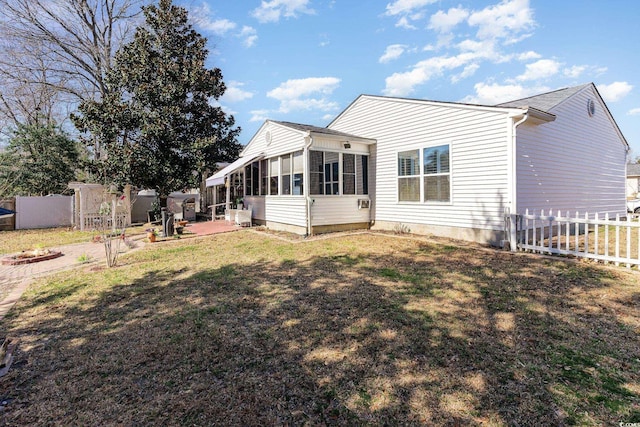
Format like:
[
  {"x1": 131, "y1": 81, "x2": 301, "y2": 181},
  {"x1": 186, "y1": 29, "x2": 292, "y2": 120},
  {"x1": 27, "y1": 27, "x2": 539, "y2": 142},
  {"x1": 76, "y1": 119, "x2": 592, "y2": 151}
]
[
  {"x1": 627, "y1": 163, "x2": 640, "y2": 177},
  {"x1": 271, "y1": 120, "x2": 370, "y2": 140},
  {"x1": 497, "y1": 83, "x2": 591, "y2": 111}
]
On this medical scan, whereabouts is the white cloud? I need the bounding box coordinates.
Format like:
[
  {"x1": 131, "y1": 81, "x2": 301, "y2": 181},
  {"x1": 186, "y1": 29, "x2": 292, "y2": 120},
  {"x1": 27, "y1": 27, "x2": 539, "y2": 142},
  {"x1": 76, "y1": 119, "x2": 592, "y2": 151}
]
[
  {"x1": 386, "y1": 0, "x2": 436, "y2": 28},
  {"x1": 563, "y1": 65, "x2": 586, "y2": 78},
  {"x1": 205, "y1": 18, "x2": 237, "y2": 35},
  {"x1": 222, "y1": 81, "x2": 254, "y2": 103},
  {"x1": 250, "y1": 109, "x2": 270, "y2": 122},
  {"x1": 252, "y1": 0, "x2": 314, "y2": 23},
  {"x1": 467, "y1": 0, "x2": 535, "y2": 42},
  {"x1": 628, "y1": 108, "x2": 640, "y2": 116},
  {"x1": 191, "y1": 4, "x2": 237, "y2": 35},
  {"x1": 267, "y1": 77, "x2": 341, "y2": 113},
  {"x1": 428, "y1": 7, "x2": 469, "y2": 33},
  {"x1": 385, "y1": 0, "x2": 436, "y2": 16},
  {"x1": 516, "y1": 59, "x2": 561, "y2": 81},
  {"x1": 379, "y1": 44, "x2": 408, "y2": 63},
  {"x1": 598, "y1": 81, "x2": 633, "y2": 102},
  {"x1": 238, "y1": 26, "x2": 258, "y2": 47},
  {"x1": 395, "y1": 16, "x2": 417, "y2": 29},
  {"x1": 383, "y1": 54, "x2": 477, "y2": 96},
  {"x1": 463, "y1": 82, "x2": 549, "y2": 105},
  {"x1": 517, "y1": 51, "x2": 541, "y2": 61},
  {"x1": 451, "y1": 63, "x2": 479, "y2": 83}
]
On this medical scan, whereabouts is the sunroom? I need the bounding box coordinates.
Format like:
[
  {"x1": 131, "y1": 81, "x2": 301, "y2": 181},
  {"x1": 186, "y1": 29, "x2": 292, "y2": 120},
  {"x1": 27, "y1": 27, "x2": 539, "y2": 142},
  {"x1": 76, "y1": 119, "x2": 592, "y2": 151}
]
[{"x1": 206, "y1": 121, "x2": 376, "y2": 235}]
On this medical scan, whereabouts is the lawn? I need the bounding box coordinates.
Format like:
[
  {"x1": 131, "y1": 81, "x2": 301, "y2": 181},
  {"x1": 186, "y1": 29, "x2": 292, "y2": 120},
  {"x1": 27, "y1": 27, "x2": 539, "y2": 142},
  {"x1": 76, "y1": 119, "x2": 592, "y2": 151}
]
[
  {"x1": 0, "y1": 225, "x2": 148, "y2": 255},
  {"x1": 0, "y1": 230, "x2": 638, "y2": 425}
]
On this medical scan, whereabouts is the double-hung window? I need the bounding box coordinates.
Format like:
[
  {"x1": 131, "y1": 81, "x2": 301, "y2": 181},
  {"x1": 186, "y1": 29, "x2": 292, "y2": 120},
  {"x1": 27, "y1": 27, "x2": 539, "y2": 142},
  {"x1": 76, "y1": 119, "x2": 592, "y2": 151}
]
[
  {"x1": 398, "y1": 150, "x2": 420, "y2": 201},
  {"x1": 397, "y1": 144, "x2": 450, "y2": 202},
  {"x1": 423, "y1": 145, "x2": 450, "y2": 202}
]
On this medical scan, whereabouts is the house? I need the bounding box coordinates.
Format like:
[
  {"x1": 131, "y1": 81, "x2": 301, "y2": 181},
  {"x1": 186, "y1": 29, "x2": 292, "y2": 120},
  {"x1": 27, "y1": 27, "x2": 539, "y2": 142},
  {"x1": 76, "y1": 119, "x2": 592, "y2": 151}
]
[
  {"x1": 206, "y1": 83, "x2": 629, "y2": 245},
  {"x1": 626, "y1": 163, "x2": 640, "y2": 199}
]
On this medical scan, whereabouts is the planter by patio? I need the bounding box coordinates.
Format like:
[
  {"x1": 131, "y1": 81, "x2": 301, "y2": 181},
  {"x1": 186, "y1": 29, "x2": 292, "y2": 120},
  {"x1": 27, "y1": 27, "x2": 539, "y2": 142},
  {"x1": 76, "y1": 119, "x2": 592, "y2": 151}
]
[{"x1": 1, "y1": 249, "x2": 63, "y2": 265}]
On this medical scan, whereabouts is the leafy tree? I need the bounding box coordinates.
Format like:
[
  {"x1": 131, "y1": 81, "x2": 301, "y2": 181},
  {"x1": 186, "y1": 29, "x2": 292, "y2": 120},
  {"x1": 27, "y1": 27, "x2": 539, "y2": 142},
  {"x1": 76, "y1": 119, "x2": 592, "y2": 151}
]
[
  {"x1": 73, "y1": 0, "x2": 242, "y2": 202},
  {"x1": 0, "y1": 122, "x2": 79, "y2": 196}
]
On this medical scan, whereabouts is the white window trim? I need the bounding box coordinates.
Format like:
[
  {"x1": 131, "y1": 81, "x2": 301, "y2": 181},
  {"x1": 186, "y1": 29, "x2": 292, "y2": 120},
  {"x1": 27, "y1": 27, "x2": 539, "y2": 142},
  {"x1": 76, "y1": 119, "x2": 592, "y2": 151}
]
[{"x1": 396, "y1": 143, "x2": 453, "y2": 204}]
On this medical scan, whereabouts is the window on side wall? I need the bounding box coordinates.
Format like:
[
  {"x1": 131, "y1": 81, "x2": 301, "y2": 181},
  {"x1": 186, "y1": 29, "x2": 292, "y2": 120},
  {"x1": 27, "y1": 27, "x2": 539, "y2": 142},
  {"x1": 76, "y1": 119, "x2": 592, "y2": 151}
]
[
  {"x1": 423, "y1": 144, "x2": 450, "y2": 202},
  {"x1": 398, "y1": 150, "x2": 420, "y2": 201}
]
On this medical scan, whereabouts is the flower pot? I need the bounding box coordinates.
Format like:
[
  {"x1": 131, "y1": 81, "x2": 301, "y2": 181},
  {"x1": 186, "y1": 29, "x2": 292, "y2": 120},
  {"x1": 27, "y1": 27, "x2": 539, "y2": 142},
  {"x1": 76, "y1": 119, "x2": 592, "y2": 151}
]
[
  {"x1": 148, "y1": 232, "x2": 157, "y2": 243},
  {"x1": 175, "y1": 226, "x2": 184, "y2": 235}
]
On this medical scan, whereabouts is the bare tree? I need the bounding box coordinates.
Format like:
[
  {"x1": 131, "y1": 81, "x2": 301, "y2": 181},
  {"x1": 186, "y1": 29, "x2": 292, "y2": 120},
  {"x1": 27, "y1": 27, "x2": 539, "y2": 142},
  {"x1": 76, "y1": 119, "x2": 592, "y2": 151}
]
[{"x1": 0, "y1": 0, "x2": 145, "y2": 134}]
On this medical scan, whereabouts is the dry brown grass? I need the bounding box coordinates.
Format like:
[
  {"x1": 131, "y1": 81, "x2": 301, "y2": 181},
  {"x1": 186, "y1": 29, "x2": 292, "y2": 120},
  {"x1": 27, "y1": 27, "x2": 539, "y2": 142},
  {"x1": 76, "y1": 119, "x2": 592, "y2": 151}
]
[
  {"x1": 0, "y1": 230, "x2": 638, "y2": 426},
  {"x1": 0, "y1": 226, "x2": 148, "y2": 255}
]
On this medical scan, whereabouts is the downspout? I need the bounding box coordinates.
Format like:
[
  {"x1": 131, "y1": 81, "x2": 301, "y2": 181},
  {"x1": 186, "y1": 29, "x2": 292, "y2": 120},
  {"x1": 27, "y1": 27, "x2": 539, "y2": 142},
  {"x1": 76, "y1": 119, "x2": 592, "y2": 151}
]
[
  {"x1": 507, "y1": 111, "x2": 529, "y2": 251},
  {"x1": 510, "y1": 112, "x2": 529, "y2": 216},
  {"x1": 303, "y1": 132, "x2": 313, "y2": 236}
]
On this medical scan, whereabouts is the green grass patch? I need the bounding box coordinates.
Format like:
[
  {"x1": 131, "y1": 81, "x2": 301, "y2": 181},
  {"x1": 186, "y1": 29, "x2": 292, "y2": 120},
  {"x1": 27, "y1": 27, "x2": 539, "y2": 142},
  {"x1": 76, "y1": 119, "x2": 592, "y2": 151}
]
[{"x1": 0, "y1": 231, "x2": 638, "y2": 426}]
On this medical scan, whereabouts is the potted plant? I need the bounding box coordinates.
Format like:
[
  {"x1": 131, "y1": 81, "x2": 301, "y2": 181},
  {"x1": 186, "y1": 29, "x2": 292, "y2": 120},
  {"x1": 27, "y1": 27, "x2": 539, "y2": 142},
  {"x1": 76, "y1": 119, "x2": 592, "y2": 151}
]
[{"x1": 146, "y1": 228, "x2": 158, "y2": 242}]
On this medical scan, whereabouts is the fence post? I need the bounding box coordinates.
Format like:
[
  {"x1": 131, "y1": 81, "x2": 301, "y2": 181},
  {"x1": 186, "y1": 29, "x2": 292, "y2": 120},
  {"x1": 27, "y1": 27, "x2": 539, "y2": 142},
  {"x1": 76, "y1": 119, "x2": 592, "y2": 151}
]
[{"x1": 627, "y1": 214, "x2": 632, "y2": 268}]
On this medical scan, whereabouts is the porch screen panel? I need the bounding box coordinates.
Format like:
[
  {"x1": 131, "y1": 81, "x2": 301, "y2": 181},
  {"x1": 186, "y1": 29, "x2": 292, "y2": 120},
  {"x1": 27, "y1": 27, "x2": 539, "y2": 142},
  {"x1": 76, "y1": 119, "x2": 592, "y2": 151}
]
[
  {"x1": 293, "y1": 151, "x2": 303, "y2": 195},
  {"x1": 343, "y1": 153, "x2": 355, "y2": 195},
  {"x1": 324, "y1": 152, "x2": 339, "y2": 195},
  {"x1": 281, "y1": 154, "x2": 291, "y2": 195},
  {"x1": 357, "y1": 155, "x2": 369, "y2": 195},
  {"x1": 251, "y1": 162, "x2": 259, "y2": 195},
  {"x1": 309, "y1": 151, "x2": 324, "y2": 195},
  {"x1": 398, "y1": 150, "x2": 419, "y2": 201},
  {"x1": 260, "y1": 159, "x2": 268, "y2": 195},
  {"x1": 244, "y1": 164, "x2": 252, "y2": 196},
  {"x1": 270, "y1": 157, "x2": 279, "y2": 195}
]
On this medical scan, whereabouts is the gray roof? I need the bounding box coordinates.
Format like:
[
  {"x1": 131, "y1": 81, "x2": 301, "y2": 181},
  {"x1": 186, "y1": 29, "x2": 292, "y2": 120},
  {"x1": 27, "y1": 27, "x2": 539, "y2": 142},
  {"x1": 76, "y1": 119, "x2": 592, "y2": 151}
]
[
  {"x1": 272, "y1": 120, "x2": 368, "y2": 140},
  {"x1": 628, "y1": 163, "x2": 640, "y2": 177},
  {"x1": 497, "y1": 83, "x2": 592, "y2": 111}
]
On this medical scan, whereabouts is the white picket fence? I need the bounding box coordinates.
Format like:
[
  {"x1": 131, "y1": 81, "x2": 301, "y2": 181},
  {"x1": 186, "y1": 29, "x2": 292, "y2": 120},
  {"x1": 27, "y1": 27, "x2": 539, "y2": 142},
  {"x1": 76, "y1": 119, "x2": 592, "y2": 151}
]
[{"x1": 505, "y1": 209, "x2": 640, "y2": 269}]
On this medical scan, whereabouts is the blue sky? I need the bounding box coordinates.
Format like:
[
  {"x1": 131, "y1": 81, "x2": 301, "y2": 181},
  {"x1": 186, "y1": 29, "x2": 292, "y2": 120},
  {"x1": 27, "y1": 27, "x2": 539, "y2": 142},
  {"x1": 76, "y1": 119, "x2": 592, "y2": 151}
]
[{"x1": 183, "y1": 0, "x2": 640, "y2": 157}]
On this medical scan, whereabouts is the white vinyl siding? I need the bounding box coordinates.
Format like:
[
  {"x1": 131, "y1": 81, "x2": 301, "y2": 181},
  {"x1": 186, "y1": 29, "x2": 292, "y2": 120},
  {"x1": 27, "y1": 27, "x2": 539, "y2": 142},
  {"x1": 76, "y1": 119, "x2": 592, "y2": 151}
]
[
  {"x1": 330, "y1": 96, "x2": 511, "y2": 232},
  {"x1": 311, "y1": 196, "x2": 370, "y2": 226},
  {"x1": 516, "y1": 86, "x2": 627, "y2": 215},
  {"x1": 265, "y1": 197, "x2": 306, "y2": 227}
]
